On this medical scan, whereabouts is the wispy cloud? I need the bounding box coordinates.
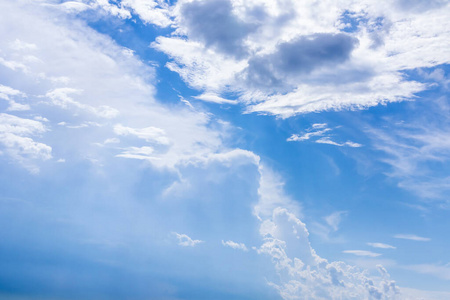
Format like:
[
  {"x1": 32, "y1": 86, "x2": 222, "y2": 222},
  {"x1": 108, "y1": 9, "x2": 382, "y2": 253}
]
[
  {"x1": 287, "y1": 123, "x2": 362, "y2": 147},
  {"x1": 405, "y1": 264, "x2": 450, "y2": 281},
  {"x1": 394, "y1": 234, "x2": 431, "y2": 242},
  {"x1": 222, "y1": 240, "x2": 248, "y2": 251},
  {"x1": 367, "y1": 243, "x2": 396, "y2": 249},
  {"x1": 324, "y1": 211, "x2": 348, "y2": 232},
  {"x1": 193, "y1": 93, "x2": 238, "y2": 105},
  {"x1": 368, "y1": 103, "x2": 450, "y2": 202},
  {"x1": 342, "y1": 250, "x2": 382, "y2": 257},
  {"x1": 173, "y1": 232, "x2": 203, "y2": 247}
]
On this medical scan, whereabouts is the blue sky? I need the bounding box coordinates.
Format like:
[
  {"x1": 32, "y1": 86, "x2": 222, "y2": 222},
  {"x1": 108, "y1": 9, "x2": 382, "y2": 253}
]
[{"x1": 0, "y1": 0, "x2": 449, "y2": 299}]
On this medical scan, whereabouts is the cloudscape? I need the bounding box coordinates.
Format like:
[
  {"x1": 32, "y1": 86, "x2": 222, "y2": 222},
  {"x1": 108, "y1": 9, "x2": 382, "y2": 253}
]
[{"x1": 0, "y1": 0, "x2": 449, "y2": 299}]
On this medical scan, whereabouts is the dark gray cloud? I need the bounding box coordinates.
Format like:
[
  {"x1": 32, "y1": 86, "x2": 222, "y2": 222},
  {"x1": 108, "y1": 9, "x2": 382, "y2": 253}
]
[
  {"x1": 180, "y1": 0, "x2": 257, "y2": 59},
  {"x1": 244, "y1": 33, "x2": 359, "y2": 90}
]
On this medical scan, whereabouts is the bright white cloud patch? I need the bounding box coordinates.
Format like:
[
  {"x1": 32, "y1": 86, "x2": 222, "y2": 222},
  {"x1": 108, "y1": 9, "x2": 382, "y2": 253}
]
[
  {"x1": 173, "y1": 232, "x2": 203, "y2": 247},
  {"x1": 222, "y1": 240, "x2": 248, "y2": 251}
]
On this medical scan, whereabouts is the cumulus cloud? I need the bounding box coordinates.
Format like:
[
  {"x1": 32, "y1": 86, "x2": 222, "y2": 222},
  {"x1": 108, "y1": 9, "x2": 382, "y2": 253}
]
[
  {"x1": 173, "y1": 232, "x2": 203, "y2": 247},
  {"x1": 0, "y1": 0, "x2": 240, "y2": 173},
  {"x1": 148, "y1": 0, "x2": 450, "y2": 117},
  {"x1": 244, "y1": 33, "x2": 358, "y2": 90},
  {"x1": 222, "y1": 240, "x2": 248, "y2": 251},
  {"x1": 256, "y1": 207, "x2": 399, "y2": 299},
  {"x1": 178, "y1": 0, "x2": 257, "y2": 59},
  {"x1": 394, "y1": 234, "x2": 430, "y2": 242},
  {"x1": 253, "y1": 168, "x2": 400, "y2": 299}
]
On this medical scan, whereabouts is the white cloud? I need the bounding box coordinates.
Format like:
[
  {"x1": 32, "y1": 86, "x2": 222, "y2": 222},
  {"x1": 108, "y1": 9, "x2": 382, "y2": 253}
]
[
  {"x1": 256, "y1": 207, "x2": 399, "y2": 299},
  {"x1": 0, "y1": 113, "x2": 52, "y2": 172},
  {"x1": 368, "y1": 113, "x2": 450, "y2": 201},
  {"x1": 222, "y1": 240, "x2": 248, "y2": 251},
  {"x1": 315, "y1": 137, "x2": 363, "y2": 148},
  {"x1": 253, "y1": 168, "x2": 400, "y2": 299},
  {"x1": 394, "y1": 234, "x2": 430, "y2": 242},
  {"x1": 104, "y1": 137, "x2": 120, "y2": 144},
  {"x1": 0, "y1": 0, "x2": 239, "y2": 174},
  {"x1": 193, "y1": 93, "x2": 238, "y2": 105},
  {"x1": 324, "y1": 211, "x2": 348, "y2": 232},
  {"x1": 116, "y1": 146, "x2": 155, "y2": 161},
  {"x1": 46, "y1": 88, "x2": 119, "y2": 118},
  {"x1": 287, "y1": 123, "x2": 362, "y2": 147},
  {"x1": 0, "y1": 84, "x2": 30, "y2": 111},
  {"x1": 173, "y1": 232, "x2": 203, "y2": 247},
  {"x1": 287, "y1": 128, "x2": 331, "y2": 142},
  {"x1": 253, "y1": 165, "x2": 301, "y2": 220},
  {"x1": 113, "y1": 124, "x2": 169, "y2": 145},
  {"x1": 121, "y1": 0, "x2": 172, "y2": 27},
  {"x1": 147, "y1": 0, "x2": 449, "y2": 117},
  {"x1": 343, "y1": 250, "x2": 382, "y2": 257},
  {"x1": 367, "y1": 243, "x2": 396, "y2": 249}
]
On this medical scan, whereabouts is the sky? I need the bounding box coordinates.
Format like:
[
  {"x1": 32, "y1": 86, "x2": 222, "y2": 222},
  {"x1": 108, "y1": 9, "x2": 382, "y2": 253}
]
[{"x1": 0, "y1": 0, "x2": 449, "y2": 299}]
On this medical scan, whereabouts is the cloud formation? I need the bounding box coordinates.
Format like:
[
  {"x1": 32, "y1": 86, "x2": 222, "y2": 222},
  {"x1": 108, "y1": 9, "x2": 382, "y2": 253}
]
[
  {"x1": 222, "y1": 240, "x2": 248, "y2": 251},
  {"x1": 173, "y1": 232, "x2": 203, "y2": 247},
  {"x1": 148, "y1": 0, "x2": 449, "y2": 117},
  {"x1": 288, "y1": 123, "x2": 362, "y2": 147},
  {"x1": 394, "y1": 234, "x2": 431, "y2": 242},
  {"x1": 368, "y1": 243, "x2": 397, "y2": 249}
]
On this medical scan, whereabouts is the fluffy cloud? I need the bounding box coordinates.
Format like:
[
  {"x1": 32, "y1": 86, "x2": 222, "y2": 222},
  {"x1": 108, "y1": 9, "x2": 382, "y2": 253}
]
[
  {"x1": 256, "y1": 207, "x2": 399, "y2": 299},
  {"x1": 244, "y1": 33, "x2": 358, "y2": 91},
  {"x1": 253, "y1": 167, "x2": 401, "y2": 299},
  {"x1": 0, "y1": 84, "x2": 30, "y2": 111},
  {"x1": 0, "y1": 0, "x2": 234, "y2": 173},
  {"x1": 178, "y1": 0, "x2": 257, "y2": 59},
  {"x1": 148, "y1": 0, "x2": 449, "y2": 117},
  {"x1": 0, "y1": 113, "x2": 52, "y2": 172}
]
